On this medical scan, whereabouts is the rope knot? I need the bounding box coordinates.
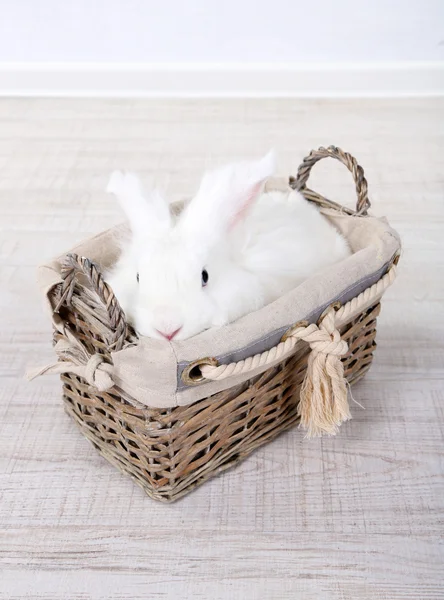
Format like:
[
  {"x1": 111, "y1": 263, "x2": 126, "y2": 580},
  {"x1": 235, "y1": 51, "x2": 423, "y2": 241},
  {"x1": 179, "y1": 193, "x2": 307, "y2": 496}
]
[
  {"x1": 26, "y1": 328, "x2": 115, "y2": 393},
  {"x1": 306, "y1": 328, "x2": 348, "y2": 358},
  {"x1": 84, "y1": 354, "x2": 114, "y2": 391},
  {"x1": 295, "y1": 307, "x2": 351, "y2": 438}
]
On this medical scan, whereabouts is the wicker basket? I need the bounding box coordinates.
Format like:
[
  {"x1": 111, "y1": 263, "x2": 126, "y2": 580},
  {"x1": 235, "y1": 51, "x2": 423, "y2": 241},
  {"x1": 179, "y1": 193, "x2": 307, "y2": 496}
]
[{"x1": 31, "y1": 146, "x2": 400, "y2": 502}]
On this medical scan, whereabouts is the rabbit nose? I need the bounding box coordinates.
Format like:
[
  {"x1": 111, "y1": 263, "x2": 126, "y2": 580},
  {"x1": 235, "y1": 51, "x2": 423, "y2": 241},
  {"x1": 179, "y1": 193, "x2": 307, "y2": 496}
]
[{"x1": 156, "y1": 327, "x2": 182, "y2": 341}]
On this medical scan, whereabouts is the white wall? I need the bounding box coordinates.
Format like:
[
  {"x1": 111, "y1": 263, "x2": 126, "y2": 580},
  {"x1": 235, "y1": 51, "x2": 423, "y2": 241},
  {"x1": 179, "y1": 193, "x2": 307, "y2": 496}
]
[{"x1": 1, "y1": 0, "x2": 443, "y2": 64}]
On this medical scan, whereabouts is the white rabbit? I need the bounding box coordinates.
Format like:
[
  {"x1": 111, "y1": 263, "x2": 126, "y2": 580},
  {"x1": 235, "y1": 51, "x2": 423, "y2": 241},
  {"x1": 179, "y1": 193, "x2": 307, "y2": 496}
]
[{"x1": 106, "y1": 152, "x2": 350, "y2": 340}]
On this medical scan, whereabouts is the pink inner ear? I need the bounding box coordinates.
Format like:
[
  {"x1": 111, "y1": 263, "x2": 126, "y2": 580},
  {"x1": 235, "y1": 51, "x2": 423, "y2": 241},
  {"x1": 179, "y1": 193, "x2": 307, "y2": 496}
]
[{"x1": 229, "y1": 181, "x2": 264, "y2": 230}]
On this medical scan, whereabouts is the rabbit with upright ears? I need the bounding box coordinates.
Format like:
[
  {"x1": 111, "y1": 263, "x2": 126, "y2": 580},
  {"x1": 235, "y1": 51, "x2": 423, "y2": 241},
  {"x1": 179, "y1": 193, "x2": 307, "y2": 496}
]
[{"x1": 106, "y1": 152, "x2": 351, "y2": 341}]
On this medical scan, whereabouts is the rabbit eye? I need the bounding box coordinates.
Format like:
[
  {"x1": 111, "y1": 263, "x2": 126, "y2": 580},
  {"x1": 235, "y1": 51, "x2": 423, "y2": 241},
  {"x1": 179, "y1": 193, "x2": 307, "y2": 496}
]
[
  {"x1": 136, "y1": 272, "x2": 139, "y2": 283},
  {"x1": 201, "y1": 269, "x2": 209, "y2": 287}
]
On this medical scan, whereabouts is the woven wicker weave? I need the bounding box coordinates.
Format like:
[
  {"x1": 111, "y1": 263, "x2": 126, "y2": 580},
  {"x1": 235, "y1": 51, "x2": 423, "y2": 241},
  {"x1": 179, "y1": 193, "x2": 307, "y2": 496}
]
[{"x1": 48, "y1": 146, "x2": 389, "y2": 502}]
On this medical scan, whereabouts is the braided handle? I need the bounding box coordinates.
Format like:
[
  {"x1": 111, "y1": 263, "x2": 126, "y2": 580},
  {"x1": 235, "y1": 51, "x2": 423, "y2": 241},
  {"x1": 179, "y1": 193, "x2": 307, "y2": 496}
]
[
  {"x1": 55, "y1": 253, "x2": 128, "y2": 352},
  {"x1": 290, "y1": 145, "x2": 371, "y2": 216}
]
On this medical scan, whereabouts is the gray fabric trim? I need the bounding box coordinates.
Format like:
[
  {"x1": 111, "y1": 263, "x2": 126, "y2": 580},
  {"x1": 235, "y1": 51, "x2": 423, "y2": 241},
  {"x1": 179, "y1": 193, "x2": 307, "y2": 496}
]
[{"x1": 176, "y1": 256, "x2": 394, "y2": 389}]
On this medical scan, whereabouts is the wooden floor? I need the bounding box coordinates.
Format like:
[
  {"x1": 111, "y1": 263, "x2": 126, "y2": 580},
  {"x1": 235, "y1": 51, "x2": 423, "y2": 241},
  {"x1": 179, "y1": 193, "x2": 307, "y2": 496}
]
[{"x1": 1, "y1": 98, "x2": 443, "y2": 600}]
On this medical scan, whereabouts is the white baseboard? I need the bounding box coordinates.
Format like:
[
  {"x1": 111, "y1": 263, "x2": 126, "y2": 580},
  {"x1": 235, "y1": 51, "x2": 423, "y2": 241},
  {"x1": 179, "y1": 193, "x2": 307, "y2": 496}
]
[{"x1": 0, "y1": 62, "x2": 443, "y2": 97}]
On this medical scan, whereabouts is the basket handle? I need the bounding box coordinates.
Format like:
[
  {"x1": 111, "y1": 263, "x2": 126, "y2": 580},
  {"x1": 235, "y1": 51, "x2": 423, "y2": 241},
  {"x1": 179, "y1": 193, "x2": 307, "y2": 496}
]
[
  {"x1": 55, "y1": 253, "x2": 128, "y2": 352},
  {"x1": 289, "y1": 145, "x2": 371, "y2": 216}
]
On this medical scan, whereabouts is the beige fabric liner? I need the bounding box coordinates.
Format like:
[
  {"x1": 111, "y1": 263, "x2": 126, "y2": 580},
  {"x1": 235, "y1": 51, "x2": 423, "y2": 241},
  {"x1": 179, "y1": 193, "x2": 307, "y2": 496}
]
[{"x1": 37, "y1": 180, "x2": 401, "y2": 409}]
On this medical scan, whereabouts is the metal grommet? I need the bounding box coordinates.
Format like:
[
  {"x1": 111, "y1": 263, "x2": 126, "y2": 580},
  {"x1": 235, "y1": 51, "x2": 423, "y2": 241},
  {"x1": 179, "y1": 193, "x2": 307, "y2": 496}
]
[
  {"x1": 391, "y1": 250, "x2": 401, "y2": 266},
  {"x1": 181, "y1": 357, "x2": 218, "y2": 386},
  {"x1": 317, "y1": 301, "x2": 342, "y2": 325},
  {"x1": 281, "y1": 320, "x2": 309, "y2": 342}
]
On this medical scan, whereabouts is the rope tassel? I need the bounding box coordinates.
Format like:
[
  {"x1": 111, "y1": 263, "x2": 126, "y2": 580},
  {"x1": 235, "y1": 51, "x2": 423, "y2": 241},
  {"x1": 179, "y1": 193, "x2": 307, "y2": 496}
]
[
  {"x1": 26, "y1": 328, "x2": 114, "y2": 392},
  {"x1": 297, "y1": 309, "x2": 350, "y2": 438}
]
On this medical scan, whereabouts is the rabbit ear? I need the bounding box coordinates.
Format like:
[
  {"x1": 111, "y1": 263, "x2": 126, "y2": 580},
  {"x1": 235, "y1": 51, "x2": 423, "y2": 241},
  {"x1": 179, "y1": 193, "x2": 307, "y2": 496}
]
[
  {"x1": 107, "y1": 171, "x2": 170, "y2": 235},
  {"x1": 179, "y1": 151, "x2": 275, "y2": 246}
]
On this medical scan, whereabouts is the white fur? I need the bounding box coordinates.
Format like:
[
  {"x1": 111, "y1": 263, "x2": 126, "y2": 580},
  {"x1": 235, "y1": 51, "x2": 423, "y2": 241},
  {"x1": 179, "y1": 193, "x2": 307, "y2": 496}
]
[{"x1": 106, "y1": 154, "x2": 351, "y2": 340}]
